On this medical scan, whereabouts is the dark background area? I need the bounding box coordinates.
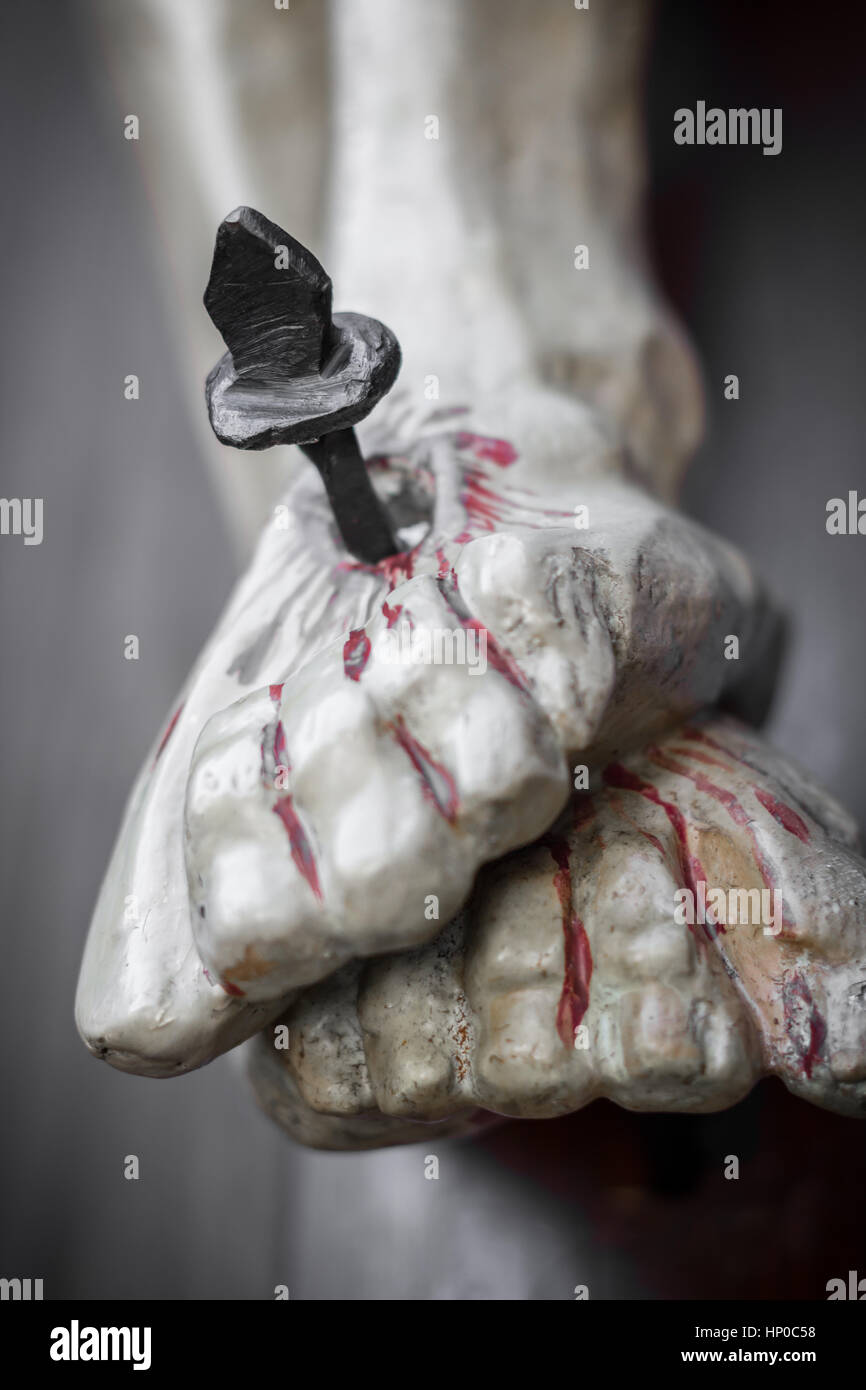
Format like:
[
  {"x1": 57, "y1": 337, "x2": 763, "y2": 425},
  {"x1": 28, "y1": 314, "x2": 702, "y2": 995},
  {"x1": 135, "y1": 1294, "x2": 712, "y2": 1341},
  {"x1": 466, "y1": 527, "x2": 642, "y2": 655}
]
[{"x1": 0, "y1": 0, "x2": 864, "y2": 1299}]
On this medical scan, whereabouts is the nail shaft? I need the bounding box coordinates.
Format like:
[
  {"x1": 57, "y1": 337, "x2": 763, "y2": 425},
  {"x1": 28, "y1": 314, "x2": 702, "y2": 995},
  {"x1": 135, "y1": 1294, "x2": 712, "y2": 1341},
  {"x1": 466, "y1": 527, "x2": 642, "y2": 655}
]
[{"x1": 300, "y1": 429, "x2": 398, "y2": 563}]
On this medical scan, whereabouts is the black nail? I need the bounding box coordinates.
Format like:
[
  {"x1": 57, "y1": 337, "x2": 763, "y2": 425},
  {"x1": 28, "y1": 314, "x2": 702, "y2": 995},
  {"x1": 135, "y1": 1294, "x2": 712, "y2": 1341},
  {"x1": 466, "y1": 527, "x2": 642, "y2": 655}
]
[{"x1": 203, "y1": 207, "x2": 401, "y2": 563}]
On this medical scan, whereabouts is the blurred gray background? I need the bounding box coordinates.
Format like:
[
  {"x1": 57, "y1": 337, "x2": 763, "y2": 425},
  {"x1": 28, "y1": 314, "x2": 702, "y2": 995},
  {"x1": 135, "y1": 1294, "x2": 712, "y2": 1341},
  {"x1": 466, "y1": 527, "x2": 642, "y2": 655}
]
[{"x1": 1, "y1": 0, "x2": 864, "y2": 1299}]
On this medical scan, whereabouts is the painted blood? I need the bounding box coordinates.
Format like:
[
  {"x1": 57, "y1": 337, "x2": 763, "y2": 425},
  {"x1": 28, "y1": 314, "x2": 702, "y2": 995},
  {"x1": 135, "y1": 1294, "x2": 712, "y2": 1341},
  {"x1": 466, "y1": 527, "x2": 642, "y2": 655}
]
[
  {"x1": 343, "y1": 628, "x2": 372, "y2": 681},
  {"x1": 603, "y1": 761, "x2": 719, "y2": 938},
  {"x1": 646, "y1": 748, "x2": 796, "y2": 930},
  {"x1": 546, "y1": 835, "x2": 593, "y2": 1049},
  {"x1": 272, "y1": 720, "x2": 288, "y2": 769},
  {"x1": 342, "y1": 546, "x2": 417, "y2": 588},
  {"x1": 272, "y1": 796, "x2": 322, "y2": 900},
  {"x1": 390, "y1": 716, "x2": 459, "y2": 823},
  {"x1": 382, "y1": 599, "x2": 403, "y2": 628},
  {"x1": 754, "y1": 788, "x2": 810, "y2": 844},
  {"x1": 782, "y1": 973, "x2": 826, "y2": 1078},
  {"x1": 455, "y1": 431, "x2": 518, "y2": 467},
  {"x1": 154, "y1": 703, "x2": 184, "y2": 763}
]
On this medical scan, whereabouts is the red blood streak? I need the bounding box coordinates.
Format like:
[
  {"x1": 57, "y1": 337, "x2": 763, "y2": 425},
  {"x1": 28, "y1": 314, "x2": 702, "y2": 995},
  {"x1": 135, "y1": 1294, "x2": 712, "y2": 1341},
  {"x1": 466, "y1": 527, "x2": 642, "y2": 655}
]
[
  {"x1": 154, "y1": 703, "x2": 184, "y2": 763},
  {"x1": 456, "y1": 468, "x2": 509, "y2": 541},
  {"x1": 382, "y1": 599, "x2": 403, "y2": 628},
  {"x1": 437, "y1": 565, "x2": 529, "y2": 692},
  {"x1": 646, "y1": 748, "x2": 796, "y2": 931},
  {"x1": 782, "y1": 973, "x2": 826, "y2": 1078},
  {"x1": 342, "y1": 547, "x2": 417, "y2": 588},
  {"x1": 546, "y1": 835, "x2": 593, "y2": 1048},
  {"x1": 436, "y1": 555, "x2": 459, "y2": 595},
  {"x1": 676, "y1": 731, "x2": 810, "y2": 843},
  {"x1": 681, "y1": 725, "x2": 735, "y2": 757},
  {"x1": 455, "y1": 431, "x2": 518, "y2": 467},
  {"x1": 649, "y1": 748, "x2": 750, "y2": 830},
  {"x1": 608, "y1": 789, "x2": 672, "y2": 863},
  {"x1": 454, "y1": 479, "x2": 573, "y2": 540},
  {"x1": 379, "y1": 549, "x2": 416, "y2": 586},
  {"x1": 603, "y1": 762, "x2": 717, "y2": 939},
  {"x1": 272, "y1": 797, "x2": 322, "y2": 899},
  {"x1": 754, "y1": 788, "x2": 810, "y2": 844},
  {"x1": 637, "y1": 825, "x2": 670, "y2": 860},
  {"x1": 390, "y1": 716, "x2": 459, "y2": 823},
  {"x1": 343, "y1": 628, "x2": 372, "y2": 681},
  {"x1": 272, "y1": 720, "x2": 288, "y2": 769},
  {"x1": 463, "y1": 471, "x2": 511, "y2": 513},
  {"x1": 221, "y1": 980, "x2": 245, "y2": 998},
  {"x1": 452, "y1": 458, "x2": 574, "y2": 543},
  {"x1": 461, "y1": 617, "x2": 527, "y2": 691},
  {"x1": 668, "y1": 743, "x2": 733, "y2": 772},
  {"x1": 435, "y1": 548, "x2": 454, "y2": 581},
  {"x1": 680, "y1": 724, "x2": 758, "y2": 773},
  {"x1": 681, "y1": 729, "x2": 811, "y2": 849},
  {"x1": 268, "y1": 683, "x2": 283, "y2": 705}
]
